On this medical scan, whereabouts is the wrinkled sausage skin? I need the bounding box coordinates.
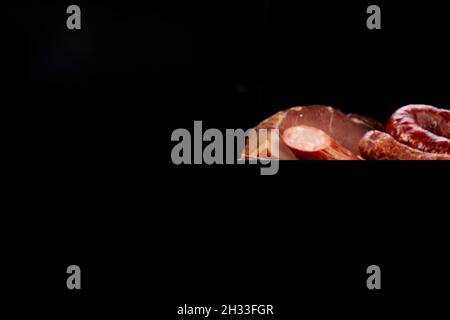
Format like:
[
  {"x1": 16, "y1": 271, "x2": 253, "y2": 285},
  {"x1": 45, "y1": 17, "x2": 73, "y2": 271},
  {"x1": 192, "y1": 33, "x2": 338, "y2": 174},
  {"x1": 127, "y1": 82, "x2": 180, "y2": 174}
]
[
  {"x1": 359, "y1": 130, "x2": 450, "y2": 160},
  {"x1": 386, "y1": 105, "x2": 450, "y2": 155}
]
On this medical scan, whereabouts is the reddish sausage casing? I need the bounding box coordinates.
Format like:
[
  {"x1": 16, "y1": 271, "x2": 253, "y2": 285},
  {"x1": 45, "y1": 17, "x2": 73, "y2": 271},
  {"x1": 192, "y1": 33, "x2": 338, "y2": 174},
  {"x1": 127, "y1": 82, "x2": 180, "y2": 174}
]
[
  {"x1": 359, "y1": 130, "x2": 450, "y2": 160},
  {"x1": 386, "y1": 104, "x2": 450, "y2": 154}
]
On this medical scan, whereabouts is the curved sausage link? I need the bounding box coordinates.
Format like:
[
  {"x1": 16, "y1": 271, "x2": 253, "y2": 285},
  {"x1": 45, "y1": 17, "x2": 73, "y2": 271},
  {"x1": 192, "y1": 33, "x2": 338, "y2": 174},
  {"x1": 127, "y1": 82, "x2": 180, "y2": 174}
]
[
  {"x1": 359, "y1": 130, "x2": 450, "y2": 160},
  {"x1": 386, "y1": 105, "x2": 450, "y2": 155}
]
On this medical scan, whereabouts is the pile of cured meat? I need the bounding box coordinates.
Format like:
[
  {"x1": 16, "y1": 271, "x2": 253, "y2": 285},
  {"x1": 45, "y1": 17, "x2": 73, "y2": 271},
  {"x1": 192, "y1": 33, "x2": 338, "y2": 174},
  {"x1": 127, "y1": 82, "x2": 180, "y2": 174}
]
[{"x1": 242, "y1": 105, "x2": 450, "y2": 160}]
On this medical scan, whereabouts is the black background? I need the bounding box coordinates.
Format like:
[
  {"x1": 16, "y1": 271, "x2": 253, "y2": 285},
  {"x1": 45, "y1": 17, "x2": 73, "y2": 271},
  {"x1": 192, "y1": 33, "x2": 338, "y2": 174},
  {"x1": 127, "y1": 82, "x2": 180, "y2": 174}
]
[{"x1": 3, "y1": 0, "x2": 449, "y2": 317}]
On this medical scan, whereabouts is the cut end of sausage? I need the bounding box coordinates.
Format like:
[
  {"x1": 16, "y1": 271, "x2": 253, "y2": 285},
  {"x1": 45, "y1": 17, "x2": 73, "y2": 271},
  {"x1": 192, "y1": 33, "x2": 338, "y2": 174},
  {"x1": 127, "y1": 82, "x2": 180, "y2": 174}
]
[
  {"x1": 243, "y1": 105, "x2": 383, "y2": 160},
  {"x1": 282, "y1": 125, "x2": 359, "y2": 160},
  {"x1": 283, "y1": 126, "x2": 330, "y2": 152},
  {"x1": 279, "y1": 105, "x2": 376, "y2": 155}
]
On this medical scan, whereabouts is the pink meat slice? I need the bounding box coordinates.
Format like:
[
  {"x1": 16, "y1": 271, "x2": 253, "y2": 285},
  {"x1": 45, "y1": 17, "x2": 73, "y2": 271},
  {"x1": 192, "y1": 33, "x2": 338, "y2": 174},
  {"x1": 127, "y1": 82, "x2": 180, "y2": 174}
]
[
  {"x1": 242, "y1": 105, "x2": 382, "y2": 159},
  {"x1": 278, "y1": 106, "x2": 376, "y2": 156}
]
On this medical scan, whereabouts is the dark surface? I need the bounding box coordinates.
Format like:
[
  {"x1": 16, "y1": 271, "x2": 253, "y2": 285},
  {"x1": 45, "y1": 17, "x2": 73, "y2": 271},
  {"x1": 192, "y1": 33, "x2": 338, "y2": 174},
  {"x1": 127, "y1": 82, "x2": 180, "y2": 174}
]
[
  {"x1": 11, "y1": 1, "x2": 450, "y2": 151},
  {"x1": 3, "y1": 0, "x2": 449, "y2": 317}
]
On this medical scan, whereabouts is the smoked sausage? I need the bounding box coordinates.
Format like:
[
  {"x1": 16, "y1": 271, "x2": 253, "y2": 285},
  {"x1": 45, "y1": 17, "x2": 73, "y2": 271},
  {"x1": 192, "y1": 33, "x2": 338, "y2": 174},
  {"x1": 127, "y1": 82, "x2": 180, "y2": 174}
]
[
  {"x1": 359, "y1": 130, "x2": 450, "y2": 160},
  {"x1": 386, "y1": 104, "x2": 450, "y2": 154}
]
